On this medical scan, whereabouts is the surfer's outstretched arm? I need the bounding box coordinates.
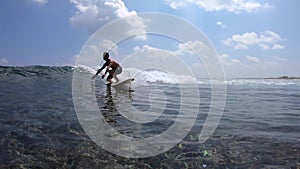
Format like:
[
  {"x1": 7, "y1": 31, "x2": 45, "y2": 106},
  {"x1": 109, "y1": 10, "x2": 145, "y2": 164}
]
[{"x1": 92, "y1": 62, "x2": 109, "y2": 79}]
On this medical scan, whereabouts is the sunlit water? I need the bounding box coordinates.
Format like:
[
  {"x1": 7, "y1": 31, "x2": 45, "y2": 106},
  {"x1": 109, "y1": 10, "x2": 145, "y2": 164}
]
[{"x1": 0, "y1": 66, "x2": 299, "y2": 168}]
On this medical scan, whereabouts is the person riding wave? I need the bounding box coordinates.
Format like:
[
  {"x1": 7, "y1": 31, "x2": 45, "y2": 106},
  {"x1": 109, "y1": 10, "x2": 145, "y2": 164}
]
[{"x1": 92, "y1": 52, "x2": 122, "y2": 84}]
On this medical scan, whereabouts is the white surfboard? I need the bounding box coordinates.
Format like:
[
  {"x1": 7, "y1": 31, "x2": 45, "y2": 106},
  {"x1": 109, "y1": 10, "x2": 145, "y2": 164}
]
[
  {"x1": 110, "y1": 78, "x2": 134, "y2": 90},
  {"x1": 111, "y1": 78, "x2": 134, "y2": 87}
]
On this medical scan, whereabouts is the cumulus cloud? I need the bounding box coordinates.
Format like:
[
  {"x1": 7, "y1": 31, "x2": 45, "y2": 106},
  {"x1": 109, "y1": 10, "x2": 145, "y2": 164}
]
[
  {"x1": 70, "y1": 0, "x2": 146, "y2": 39},
  {"x1": 246, "y1": 55, "x2": 260, "y2": 63},
  {"x1": 0, "y1": 58, "x2": 8, "y2": 65},
  {"x1": 123, "y1": 40, "x2": 215, "y2": 74},
  {"x1": 259, "y1": 31, "x2": 282, "y2": 43},
  {"x1": 102, "y1": 39, "x2": 119, "y2": 55},
  {"x1": 232, "y1": 32, "x2": 259, "y2": 45},
  {"x1": 75, "y1": 39, "x2": 119, "y2": 66},
  {"x1": 219, "y1": 54, "x2": 241, "y2": 65},
  {"x1": 231, "y1": 58, "x2": 242, "y2": 64},
  {"x1": 133, "y1": 45, "x2": 171, "y2": 59},
  {"x1": 173, "y1": 40, "x2": 210, "y2": 57},
  {"x1": 217, "y1": 54, "x2": 288, "y2": 78},
  {"x1": 32, "y1": 0, "x2": 48, "y2": 5},
  {"x1": 128, "y1": 44, "x2": 186, "y2": 75},
  {"x1": 165, "y1": 0, "x2": 268, "y2": 13},
  {"x1": 222, "y1": 31, "x2": 284, "y2": 50},
  {"x1": 133, "y1": 40, "x2": 210, "y2": 57},
  {"x1": 272, "y1": 44, "x2": 285, "y2": 50},
  {"x1": 259, "y1": 44, "x2": 271, "y2": 50}
]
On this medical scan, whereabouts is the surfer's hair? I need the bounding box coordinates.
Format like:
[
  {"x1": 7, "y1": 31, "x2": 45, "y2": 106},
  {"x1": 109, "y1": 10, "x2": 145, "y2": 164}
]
[{"x1": 103, "y1": 52, "x2": 109, "y2": 60}]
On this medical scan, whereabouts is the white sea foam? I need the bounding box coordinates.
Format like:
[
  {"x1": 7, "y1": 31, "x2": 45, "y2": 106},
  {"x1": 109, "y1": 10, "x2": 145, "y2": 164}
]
[
  {"x1": 121, "y1": 68, "x2": 198, "y2": 85},
  {"x1": 196, "y1": 78, "x2": 300, "y2": 86},
  {"x1": 75, "y1": 65, "x2": 300, "y2": 86},
  {"x1": 75, "y1": 64, "x2": 97, "y2": 74},
  {"x1": 225, "y1": 79, "x2": 299, "y2": 86},
  {"x1": 74, "y1": 65, "x2": 197, "y2": 85}
]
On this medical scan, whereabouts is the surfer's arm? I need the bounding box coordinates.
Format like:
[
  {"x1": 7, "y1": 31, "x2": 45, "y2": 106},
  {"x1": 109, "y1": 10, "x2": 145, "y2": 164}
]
[
  {"x1": 98, "y1": 62, "x2": 108, "y2": 74},
  {"x1": 92, "y1": 62, "x2": 108, "y2": 79}
]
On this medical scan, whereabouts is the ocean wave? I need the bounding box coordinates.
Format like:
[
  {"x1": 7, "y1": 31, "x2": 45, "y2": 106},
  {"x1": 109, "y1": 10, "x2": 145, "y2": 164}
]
[
  {"x1": 225, "y1": 79, "x2": 300, "y2": 86},
  {"x1": 75, "y1": 65, "x2": 198, "y2": 85},
  {"x1": 196, "y1": 78, "x2": 300, "y2": 86},
  {"x1": 0, "y1": 65, "x2": 73, "y2": 81},
  {"x1": 1, "y1": 65, "x2": 299, "y2": 87},
  {"x1": 75, "y1": 65, "x2": 97, "y2": 75},
  {"x1": 118, "y1": 68, "x2": 198, "y2": 85}
]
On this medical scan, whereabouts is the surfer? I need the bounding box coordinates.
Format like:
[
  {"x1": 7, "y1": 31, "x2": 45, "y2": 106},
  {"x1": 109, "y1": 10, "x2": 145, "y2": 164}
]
[{"x1": 92, "y1": 52, "x2": 122, "y2": 83}]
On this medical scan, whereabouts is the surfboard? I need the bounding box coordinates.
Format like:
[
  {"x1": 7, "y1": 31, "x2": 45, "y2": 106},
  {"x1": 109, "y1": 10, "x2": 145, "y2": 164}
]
[
  {"x1": 111, "y1": 78, "x2": 134, "y2": 87},
  {"x1": 111, "y1": 78, "x2": 134, "y2": 90}
]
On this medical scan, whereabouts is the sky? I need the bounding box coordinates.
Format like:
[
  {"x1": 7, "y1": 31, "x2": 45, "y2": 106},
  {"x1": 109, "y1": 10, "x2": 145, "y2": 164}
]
[{"x1": 0, "y1": 0, "x2": 299, "y2": 78}]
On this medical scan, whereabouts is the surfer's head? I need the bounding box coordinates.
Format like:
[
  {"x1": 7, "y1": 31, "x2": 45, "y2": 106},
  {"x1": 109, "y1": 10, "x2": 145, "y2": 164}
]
[{"x1": 103, "y1": 52, "x2": 109, "y2": 60}]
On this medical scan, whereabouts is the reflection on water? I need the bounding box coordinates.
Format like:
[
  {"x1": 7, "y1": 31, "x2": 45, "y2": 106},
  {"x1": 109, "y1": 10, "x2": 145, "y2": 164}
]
[{"x1": 96, "y1": 83, "x2": 175, "y2": 138}]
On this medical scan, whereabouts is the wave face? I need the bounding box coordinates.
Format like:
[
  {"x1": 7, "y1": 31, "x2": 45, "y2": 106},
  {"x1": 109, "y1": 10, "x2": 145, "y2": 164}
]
[{"x1": 0, "y1": 65, "x2": 73, "y2": 81}]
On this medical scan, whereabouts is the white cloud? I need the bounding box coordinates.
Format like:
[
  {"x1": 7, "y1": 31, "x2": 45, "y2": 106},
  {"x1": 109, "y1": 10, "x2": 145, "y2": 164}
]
[
  {"x1": 167, "y1": 1, "x2": 187, "y2": 9},
  {"x1": 102, "y1": 39, "x2": 119, "y2": 55},
  {"x1": 32, "y1": 0, "x2": 48, "y2": 5},
  {"x1": 133, "y1": 41, "x2": 208, "y2": 58},
  {"x1": 246, "y1": 55, "x2": 260, "y2": 63},
  {"x1": 259, "y1": 43, "x2": 271, "y2": 50},
  {"x1": 217, "y1": 54, "x2": 289, "y2": 78},
  {"x1": 0, "y1": 58, "x2": 8, "y2": 65},
  {"x1": 128, "y1": 40, "x2": 225, "y2": 79},
  {"x1": 75, "y1": 39, "x2": 119, "y2": 66},
  {"x1": 221, "y1": 39, "x2": 231, "y2": 46},
  {"x1": 234, "y1": 43, "x2": 248, "y2": 50},
  {"x1": 219, "y1": 53, "x2": 229, "y2": 59},
  {"x1": 222, "y1": 31, "x2": 284, "y2": 50},
  {"x1": 231, "y1": 59, "x2": 242, "y2": 64},
  {"x1": 272, "y1": 44, "x2": 284, "y2": 50},
  {"x1": 174, "y1": 40, "x2": 210, "y2": 56},
  {"x1": 70, "y1": 0, "x2": 146, "y2": 39},
  {"x1": 128, "y1": 44, "x2": 186, "y2": 75},
  {"x1": 259, "y1": 31, "x2": 282, "y2": 43},
  {"x1": 232, "y1": 32, "x2": 259, "y2": 45},
  {"x1": 133, "y1": 45, "x2": 171, "y2": 59},
  {"x1": 219, "y1": 54, "x2": 241, "y2": 65},
  {"x1": 165, "y1": 0, "x2": 268, "y2": 13},
  {"x1": 216, "y1": 21, "x2": 226, "y2": 28}
]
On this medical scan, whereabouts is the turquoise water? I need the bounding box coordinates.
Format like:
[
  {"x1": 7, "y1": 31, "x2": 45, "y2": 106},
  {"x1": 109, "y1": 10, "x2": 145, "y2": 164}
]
[{"x1": 0, "y1": 66, "x2": 299, "y2": 168}]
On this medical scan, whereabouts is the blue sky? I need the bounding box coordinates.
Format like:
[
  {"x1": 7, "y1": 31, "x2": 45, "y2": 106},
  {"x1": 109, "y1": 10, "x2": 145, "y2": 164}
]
[{"x1": 0, "y1": 0, "x2": 299, "y2": 78}]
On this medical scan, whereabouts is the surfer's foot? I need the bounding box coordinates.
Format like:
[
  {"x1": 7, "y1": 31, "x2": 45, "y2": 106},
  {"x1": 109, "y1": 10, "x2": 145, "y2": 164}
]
[{"x1": 106, "y1": 81, "x2": 112, "y2": 86}]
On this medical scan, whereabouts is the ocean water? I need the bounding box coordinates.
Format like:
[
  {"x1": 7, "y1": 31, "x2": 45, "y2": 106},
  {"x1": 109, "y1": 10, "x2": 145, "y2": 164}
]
[{"x1": 0, "y1": 66, "x2": 300, "y2": 168}]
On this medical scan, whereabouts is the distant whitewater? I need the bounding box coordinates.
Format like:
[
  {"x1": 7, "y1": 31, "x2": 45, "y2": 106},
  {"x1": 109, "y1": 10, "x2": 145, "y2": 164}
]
[
  {"x1": 76, "y1": 65, "x2": 198, "y2": 85},
  {"x1": 75, "y1": 65, "x2": 300, "y2": 86},
  {"x1": 0, "y1": 65, "x2": 300, "y2": 168}
]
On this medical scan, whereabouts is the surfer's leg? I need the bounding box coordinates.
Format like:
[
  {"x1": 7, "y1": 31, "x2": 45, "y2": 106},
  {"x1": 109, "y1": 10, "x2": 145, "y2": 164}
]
[
  {"x1": 113, "y1": 66, "x2": 122, "y2": 83},
  {"x1": 114, "y1": 75, "x2": 119, "y2": 83},
  {"x1": 107, "y1": 74, "x2": 113, "y2": 83},
  {"x1": 108, "y1": 69, "x2": 116, "y2": 83}
]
